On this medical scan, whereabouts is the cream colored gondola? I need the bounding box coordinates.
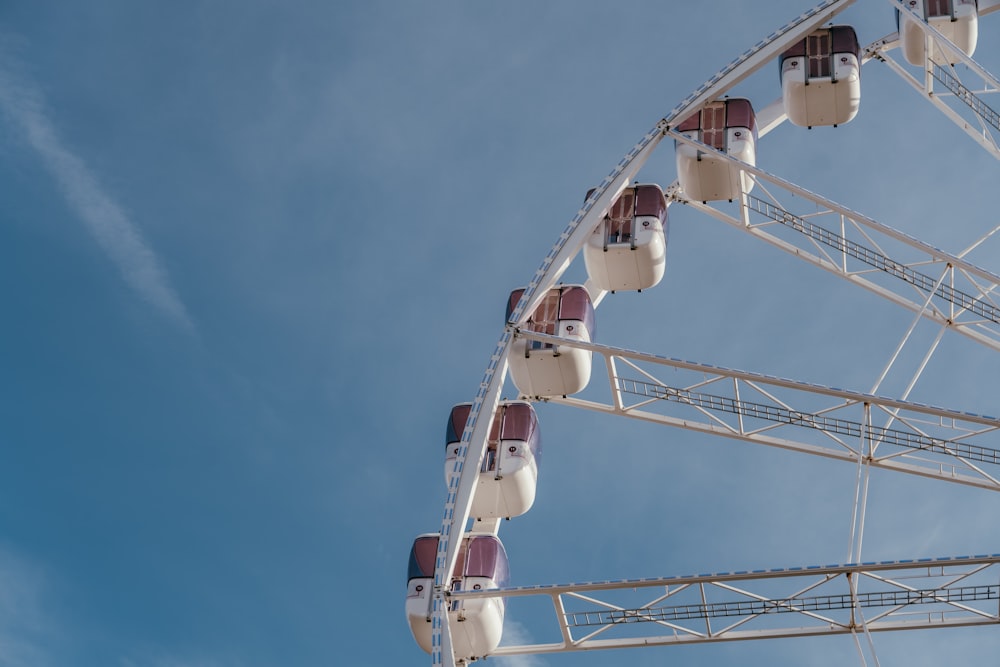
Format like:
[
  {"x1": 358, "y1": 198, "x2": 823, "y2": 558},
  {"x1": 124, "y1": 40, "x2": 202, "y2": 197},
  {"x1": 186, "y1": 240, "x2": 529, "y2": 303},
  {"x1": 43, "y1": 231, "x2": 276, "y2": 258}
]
[
  {"x1": 675, "y1": 98, "x2": 756, "y2": 203},
  {"x1": 405, "y1": 534, "x2": 509, "y2": 659},
  {"x1": 445, "y1": 402, "x2": 541, "y2": 520},
  {"x1": 780, "y1": 25, "x2": 861, "y2": 128},
  {"x1": 898, "y1": 0, "x2": 978, "y2": 66},
  {"x1": 583, "y1": 184, "x2": 668, "y2": 292},
  {"x1": 507, "y1": 285, "x2": 595, "y2": 398}
]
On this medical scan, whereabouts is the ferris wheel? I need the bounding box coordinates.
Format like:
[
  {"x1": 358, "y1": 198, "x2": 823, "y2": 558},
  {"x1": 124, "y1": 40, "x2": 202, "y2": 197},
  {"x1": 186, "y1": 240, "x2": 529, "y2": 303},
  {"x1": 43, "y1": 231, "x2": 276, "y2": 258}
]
[{"x1": 408, "y1": 1, "x2": 1000, "y2": 665}]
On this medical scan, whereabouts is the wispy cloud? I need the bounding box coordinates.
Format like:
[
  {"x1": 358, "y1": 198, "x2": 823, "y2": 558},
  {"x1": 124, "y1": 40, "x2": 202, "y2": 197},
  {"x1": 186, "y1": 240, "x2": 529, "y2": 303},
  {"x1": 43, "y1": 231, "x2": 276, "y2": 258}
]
[
  {"x1": 0, "y1": 40, "x2": 194, "y2": 332},
  {"x1": 495, "y1": 620, "x2": 548, "y2": 667},
  {"x1": 0, "y1": 545, "x2": 54, "y2": 667}
]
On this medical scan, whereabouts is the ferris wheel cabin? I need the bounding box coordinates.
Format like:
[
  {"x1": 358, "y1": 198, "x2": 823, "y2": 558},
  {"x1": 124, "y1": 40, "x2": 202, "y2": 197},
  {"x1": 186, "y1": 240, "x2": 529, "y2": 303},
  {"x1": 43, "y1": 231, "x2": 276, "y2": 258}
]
[
  {"x1": 583, "y1": 184, "x2": 669, "y2": 292},
  {"x1": 406, "y1": 533, "x2": 510, "y2": 659},
  {"x1": 507, "y1": 285, "x2": 595, "y2": 398},
  {"x1": 898, "y1": 0, "x2": 978, "y2": 66},
  {"x1": 675, "y1": 98, "x2": 757, "y2": 203},
  {"x1": 445, "y1": 401, "x2": 541, "y2": 520},
  {"x1": 779, "y1": 25, "x2": 861, "y2": 128}
]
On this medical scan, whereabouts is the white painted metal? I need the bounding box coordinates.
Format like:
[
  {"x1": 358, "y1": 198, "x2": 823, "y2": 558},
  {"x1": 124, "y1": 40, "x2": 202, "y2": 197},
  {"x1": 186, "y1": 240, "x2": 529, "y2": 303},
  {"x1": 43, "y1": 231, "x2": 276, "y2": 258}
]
[
  {"x1": 431, "y1": 93, "x2": 666, "y2": 667},
  {"x1": 874, "y1": 0, "x2": 1000, "y2": 159},
  {"x1": 453, "y1": 556, "x2": 1000, "y2": 656},
  {"x1": 668, "y1": 129, "x2": 1000, "y2": 352},
  {"x1": 425, "y1": 1, "x2": 1000, "y2": 665},
  {"x1": 432, "y1": 347, "x2": 507, "y2": 667},
  {"x1": 519, "y1": 329, "x2": 1000, "y2": 492}
]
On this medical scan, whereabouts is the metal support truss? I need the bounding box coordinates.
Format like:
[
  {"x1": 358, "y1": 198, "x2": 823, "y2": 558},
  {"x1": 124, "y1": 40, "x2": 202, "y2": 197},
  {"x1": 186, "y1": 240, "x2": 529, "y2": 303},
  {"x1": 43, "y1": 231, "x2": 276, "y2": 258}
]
[
  {"x1": 451, "y1": 555, "x2": 1000, "y2": 657},
  {"x1": 430, "y1": 1, "x2": 864, "y2": 664},
  {"x1": 428, "y1": 2, "x2": 1000, "y2": 665},
  {"x1": 870, "y1": 0, "x2": 1000, "y2": 160},
  {"x1": 515, "y1": 329, "x2": 1000, "y2": 491},
  {"x1": 667, "y1": 130, "x2": 1000, "y2": 353}
]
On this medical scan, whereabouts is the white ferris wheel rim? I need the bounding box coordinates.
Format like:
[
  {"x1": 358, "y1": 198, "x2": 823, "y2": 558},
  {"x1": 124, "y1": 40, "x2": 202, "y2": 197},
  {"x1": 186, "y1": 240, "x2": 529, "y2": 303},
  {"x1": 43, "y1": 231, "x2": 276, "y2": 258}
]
[{"x1": 427, "y1": 1, "x2": 1000, "y2": 665}]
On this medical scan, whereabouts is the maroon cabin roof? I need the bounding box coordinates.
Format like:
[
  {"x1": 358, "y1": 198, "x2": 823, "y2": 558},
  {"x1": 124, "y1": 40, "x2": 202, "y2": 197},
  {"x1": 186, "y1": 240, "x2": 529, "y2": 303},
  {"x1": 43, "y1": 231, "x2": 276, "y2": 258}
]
[
  {"x1": 408, "y1": 534, "x2": 510, "y2": 587},
  {"x1": 506, "y1": 286, "x2": 596, "y2": 337},
  {"x1": 585, "y1": 184, "x2": 667, "y2": 222},
  {"x1": 676, "y1": 99, "x2": 756, "y2": 137},
  {"x1": 780, "y1": 25, "x2": 859, "y2": 64},
  {"x1": 446, "y1": 402, "x2": 541, "y2": 453},
  {"x1": 927, "y1": 0, "x2": 957, "y2": 18}
]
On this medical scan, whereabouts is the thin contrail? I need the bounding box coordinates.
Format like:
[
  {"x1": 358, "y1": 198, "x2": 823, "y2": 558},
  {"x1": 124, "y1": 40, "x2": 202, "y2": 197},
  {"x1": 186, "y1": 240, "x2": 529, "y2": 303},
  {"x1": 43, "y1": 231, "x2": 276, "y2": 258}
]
[{"x1": 0, "y1": 45, "x2": 194, "y2": 332}]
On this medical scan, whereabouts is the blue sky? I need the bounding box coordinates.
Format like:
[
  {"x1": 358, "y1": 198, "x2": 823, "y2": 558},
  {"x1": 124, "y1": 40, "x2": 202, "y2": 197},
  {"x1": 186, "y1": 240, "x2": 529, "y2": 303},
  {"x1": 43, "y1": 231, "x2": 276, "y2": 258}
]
[{"x1": 2, "y1": 1, "x2": 1000, "y2": 666}]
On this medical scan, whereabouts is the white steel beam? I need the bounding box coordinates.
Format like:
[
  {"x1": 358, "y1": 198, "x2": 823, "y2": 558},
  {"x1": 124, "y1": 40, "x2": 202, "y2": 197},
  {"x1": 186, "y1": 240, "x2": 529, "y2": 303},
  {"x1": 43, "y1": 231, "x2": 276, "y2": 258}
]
[
  {"x1": 432, "y1": 37, "x2": 675, "y2": 667},
  {"x1": 516, "y1": 330, "x2": 1000, "y2": 492},
  {"x1": 668, "y1": 130, "x2": 1000, "y2": 353},
  {"x1": 872, "y1": 0, "x2": 1000, "y2": 159},
  {"x1": 449, "y1": 555, "x2": 1000, "y2": 657}
]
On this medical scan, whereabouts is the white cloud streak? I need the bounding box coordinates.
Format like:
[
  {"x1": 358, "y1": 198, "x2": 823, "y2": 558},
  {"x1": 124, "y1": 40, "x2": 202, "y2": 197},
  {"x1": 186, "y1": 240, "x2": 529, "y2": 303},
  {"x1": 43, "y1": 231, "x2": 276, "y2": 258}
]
[
  {"x1": 0, "y1": 545, "x2": 53, "y2": 667},
  {"x1": 494, "y1": 620, "x2": 548, "y2": 667},
  {"x1": 0, "y1": 44, "x2": 194, "y2": 332}
]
